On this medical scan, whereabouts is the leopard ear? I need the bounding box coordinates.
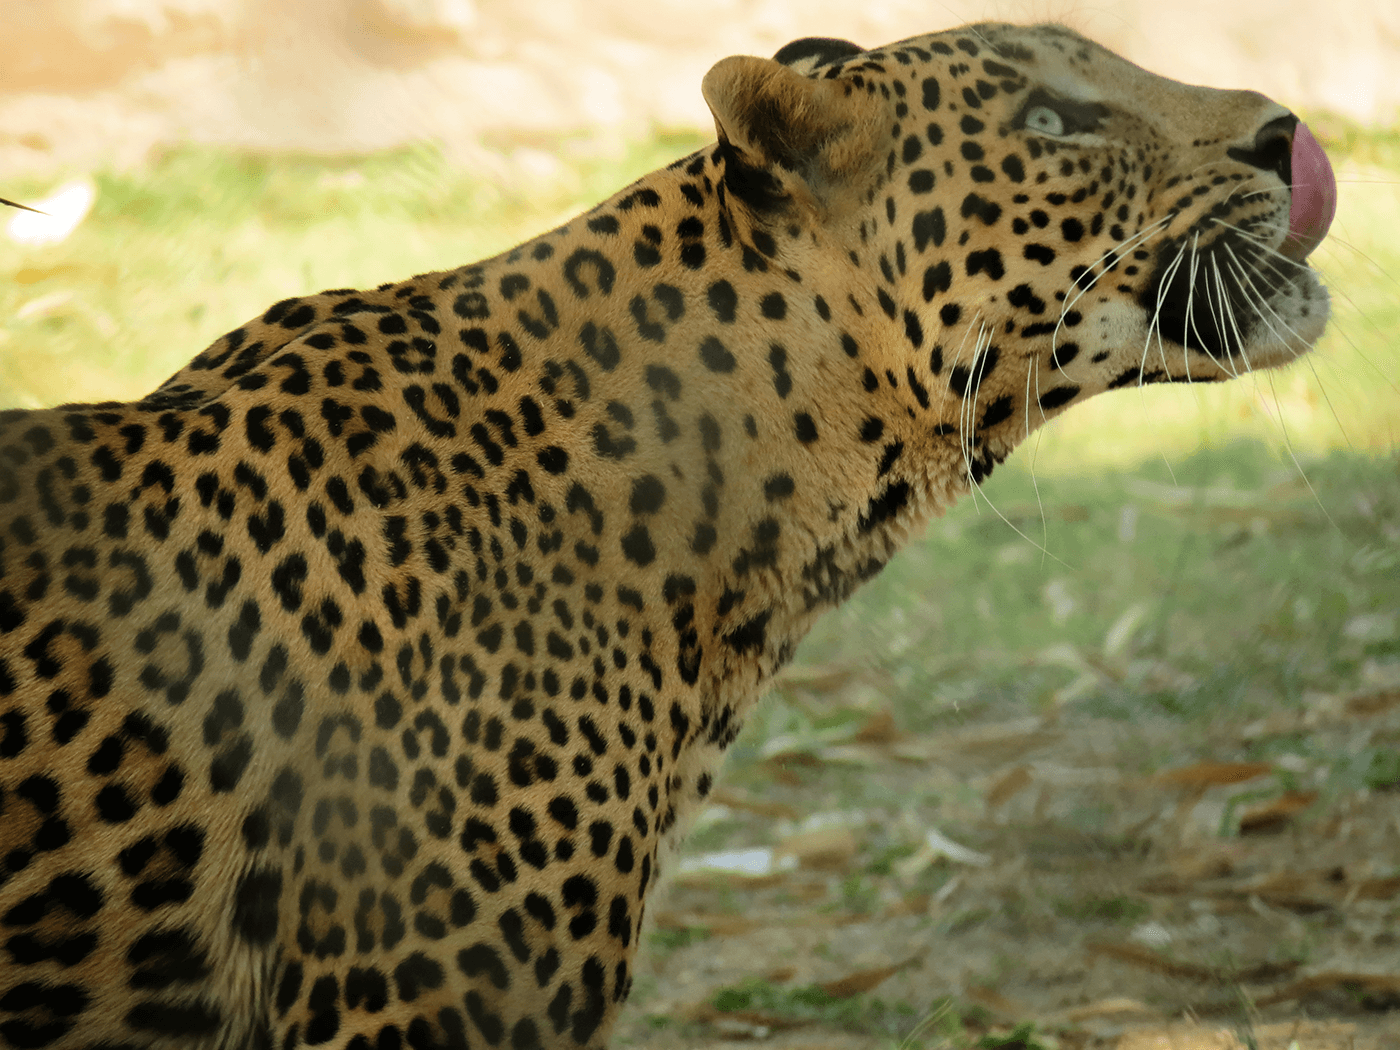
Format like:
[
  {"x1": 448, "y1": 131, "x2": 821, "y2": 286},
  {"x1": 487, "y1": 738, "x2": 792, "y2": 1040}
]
[
  {"x1": 771, "y1": 37, "x2": 865, "y2": 75},
  {"x1": 701, "y1": 55, "x2": 879, "y2": 201}
]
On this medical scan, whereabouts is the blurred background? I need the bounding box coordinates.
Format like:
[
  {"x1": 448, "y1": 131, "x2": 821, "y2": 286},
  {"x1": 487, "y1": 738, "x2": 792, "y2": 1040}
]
[
  {"x1": 2, "y1": 0, "x2": 1399, "y2": 167},
  {"x1": 2, "y1": 3, "x2": 1398, "y2": 1047}
]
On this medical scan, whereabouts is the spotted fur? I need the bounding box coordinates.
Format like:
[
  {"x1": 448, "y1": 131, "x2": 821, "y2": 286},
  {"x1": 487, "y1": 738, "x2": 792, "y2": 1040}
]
[{"x1": 0, "y1": 22, "x2": 1329, "y2": 1050}]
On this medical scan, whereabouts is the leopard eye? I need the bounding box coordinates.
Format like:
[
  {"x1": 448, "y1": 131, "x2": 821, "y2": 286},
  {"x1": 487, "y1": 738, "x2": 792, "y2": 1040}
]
[{"x1": 1024, "y1": 105, "x2": 1065, "y2": 136}]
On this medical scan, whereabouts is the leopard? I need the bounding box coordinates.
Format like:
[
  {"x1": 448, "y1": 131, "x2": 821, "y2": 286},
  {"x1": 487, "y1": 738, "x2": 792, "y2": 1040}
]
[{"x1": 0, "y1": 21, "x2": 1335, "y2": 1050}]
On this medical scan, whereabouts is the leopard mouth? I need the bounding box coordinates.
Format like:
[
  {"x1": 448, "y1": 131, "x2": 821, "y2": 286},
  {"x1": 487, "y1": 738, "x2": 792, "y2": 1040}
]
[
  {"x1": 1138, "y1": 120, "x2": 1335, "y2": 366},
  {"x1": 1280, "y1": 121, "x2": 1337, "y2": 263}
]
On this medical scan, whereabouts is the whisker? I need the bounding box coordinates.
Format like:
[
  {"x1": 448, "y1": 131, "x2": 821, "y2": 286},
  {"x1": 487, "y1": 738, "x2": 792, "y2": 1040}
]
[
  {"x1": 1301, "y1": 305, "x2": 1400, "y2": 401},
  {"x1": 1233, "y1": 183, "x2": 1295, "y2": 203},
  {"x1": 1055, "y1": 220, "x2": 1172, "y2": 317},
  {"x1": 1211, "y1": 256, "x2": 1249, "y2": 372},
  {"x1": 1063, "y1": 217, "x2": 1173, "y2": 312},
  {"x1": 958, "y1": 336, "x2": 1066, "y2": 566},
  {"x1": 1131, "y1": 239, "x2": 1190, "y2": 487},
  {"x1": 1210, "y1": 218, "x2": 1309, "y2": 273},
  {"x1": 1221, "y1": 244, "x2": 1311, "y2": 351},
  {"x1": 1131, "y1": 234, "x2": 1189, "y2": 485},
  {"x1": 1140, "y1": 240, "x2": 1189, "y2": 390},
  {"x1": 1026, "y1": 360, "x2": 1052, "y2": 564},
  {"x1": 1264, "y1": 370, "x2": 1341, "y2": 531},
  {"x1": 1223, "y1": 246, "x2": 1363, "y2": 448},
  {"x1": 1022, "y1": 355, "x2": 1036, "y2": 441},
  {"x1": 1180, "y1": 233, "x2": 1230, "y2": 371},
  {"x1": 1313, "y1": 234, "x2": 1400, "y2": 291},
  {"x1": 1053, "y1": 218, "x2": 1172, "y2": 375},
  {"x1": 950, "y1": 316, "x2": 985, "y2": 507},
  {"x1": 1220, "y1": 252, "x2": 1291, "y2": 352},
  {"x1": 1301, "y1": 352, "x2": 1355, "y2": 451},
  {"x1": 1212, "y1": 251, "x2": 1248, "y2": 378},
  {"x1": 1030, "y1": 448, "x2": 1051, "y2": 567},
  {"x1": 0, "y1": 197, "x2": 46, "y2": 215},
  {"x1": 1199, "y1": 254, "x2": 1230, "y2": 380}
]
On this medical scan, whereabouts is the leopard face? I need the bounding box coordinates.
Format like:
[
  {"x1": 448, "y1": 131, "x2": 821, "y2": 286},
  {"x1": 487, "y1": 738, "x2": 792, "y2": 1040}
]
[{"x1": 0, "y1": 21, "x2": 1332, "y2": 1050}]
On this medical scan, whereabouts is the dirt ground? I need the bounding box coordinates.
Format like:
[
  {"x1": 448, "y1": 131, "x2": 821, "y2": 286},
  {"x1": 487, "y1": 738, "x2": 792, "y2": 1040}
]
[{"x1": 610, "y1": 672, "x2": 1400, "y2": 1048}]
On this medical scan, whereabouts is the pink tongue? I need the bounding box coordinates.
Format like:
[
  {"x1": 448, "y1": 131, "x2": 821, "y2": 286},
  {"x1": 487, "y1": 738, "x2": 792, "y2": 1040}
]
[{"x1": 1284, "y1": 121, "x2": 1336, "y2": 260}]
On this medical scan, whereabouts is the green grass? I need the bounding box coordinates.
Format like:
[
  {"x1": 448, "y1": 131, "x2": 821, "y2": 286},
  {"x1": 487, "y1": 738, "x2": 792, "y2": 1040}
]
[
  {"x1": 695, "y1": 978, "x2": 1054, "y2": 1050},
  {"x1": 0, "y1": 134, "x2": 711, "y2": 408},
  {"x1": 645, "y1": 925, "x2": 711, "y2": 953},
  {"x1": 1051, "y1": 894, "x2": 1150, "y2": 924},
  {"x1": 5, "y1": 130, "x2": 1397, "y2": 809},
  {"x1": 3, "y1": 126, "x2": 1397, "y2": 460},
  {"x1": 5, "y1": 133, "x2": 1396, "y2": 1049},
  {"x1": 725, "y1": 438, "x2": 1400, "y2": 826},
  {"x1": 706, "y1": 975, "x2": 922, "y2": 1037},
  {"x1": 816, "y1": 442, "x2": 1399, "y2": 692}
]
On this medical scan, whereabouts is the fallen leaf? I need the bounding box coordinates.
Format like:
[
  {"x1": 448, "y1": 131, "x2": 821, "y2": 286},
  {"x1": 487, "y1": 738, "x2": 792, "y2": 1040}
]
[
  {"x1": 1165, "y1": 845, "x2": 1240, "y2": 881},
  {"x1": 814, "y1": 743, "x2": 889, "y2": 765},
  {"x1": 1234, "y1": 960, "x2": 1305, "y2": 983},
  {"x1": 1240, "y1": 712, "x2": 1306, "y2": 740},
  {"x1": 708, "y1": 788, "x2": 801, "y2": 821},
  {"x1": 684, "y1": 1003, "x2": 808, "y2": 1034},
  {"x1": 1086, "y1": 941, "x2": 1218, "y2": 982},
  {"x1": 1143, "y1": 864, "x2": 1397, "y2": 914},
  {"x1": 16, "y1": 290, "x2": 75, "y2": 321},
  {"x1": 817, "y1": 957, "x2": 916, "y2": 998},
  {"x1": 1154, "y1": 761, "x2": 1273, "y2": 788},
  {"x1": 1060, "y1": 997, "x2": 1157, "y2": 1023},
  {"x1": 762, "y1": 751, "x2": 822, "y2": 769},
  {"x1": 922, "y1": 827, "x2": 991, "y2": 866},
  {"x1": 673, "y1": 847, "x2": 796, "y2": 887},
  {"x1": 1115, "y1": 1020, "x2": 1358, "y2": 1050},
  {"x1": 879, "y1": 891, "x2": 931, "y2": 918},
  {"x1": 1237, "y1": 791, "x2": 1317, "y2": 835},
  {"x1": 1254, "y1": 971, "x2": 1400, "y2": 1009},
  {"x1": 772, "y1": 663, "x2": 860, "y2": 694},
  {"x1": 1353, "y1": 875, "x2": 1400, "y2": 900},
  {"x1": 1086, "y1": 941, "x2": 1299, "y2": 984},
  {"x1": 964, "y1": 985, "x2": 1023, "y2": 1017},
  {"x1": 986, "y1": 764, "x2": 1034, "y2": 810},
  {"x1": 853, "y1": 707, "x2": 901, "y2": 744},
  {"x1": 775, "y1": 827, "x2": 859, "y2": 872},
  {"x1": 1240, "y1": 868, "x2": 1337, "y2": 912},
  {"x1": 696, "y1": 917, "x2": 763, "y2": 936},
  {"x1": 1344, "y1": 687, "x2": 1400, "y2": 717},
  {"x1": 785, "y1": 880, "x2": 829, "y2": 903},
  {"x1": 951, "y1": 719, "x2": 1062, "y2": 761},
  {"x1": 894, "y1": 828, "x2": 992, "y2": 880}
]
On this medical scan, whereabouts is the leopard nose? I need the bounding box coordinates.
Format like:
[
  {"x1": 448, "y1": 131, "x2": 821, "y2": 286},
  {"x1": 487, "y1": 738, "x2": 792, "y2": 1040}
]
[
  {"x1": 1224, "y1": 112, "x2": 1335, "y2": 261},
  {"x1": 1227, "y1": 113, "x2": 1298, "y2": 187}
]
